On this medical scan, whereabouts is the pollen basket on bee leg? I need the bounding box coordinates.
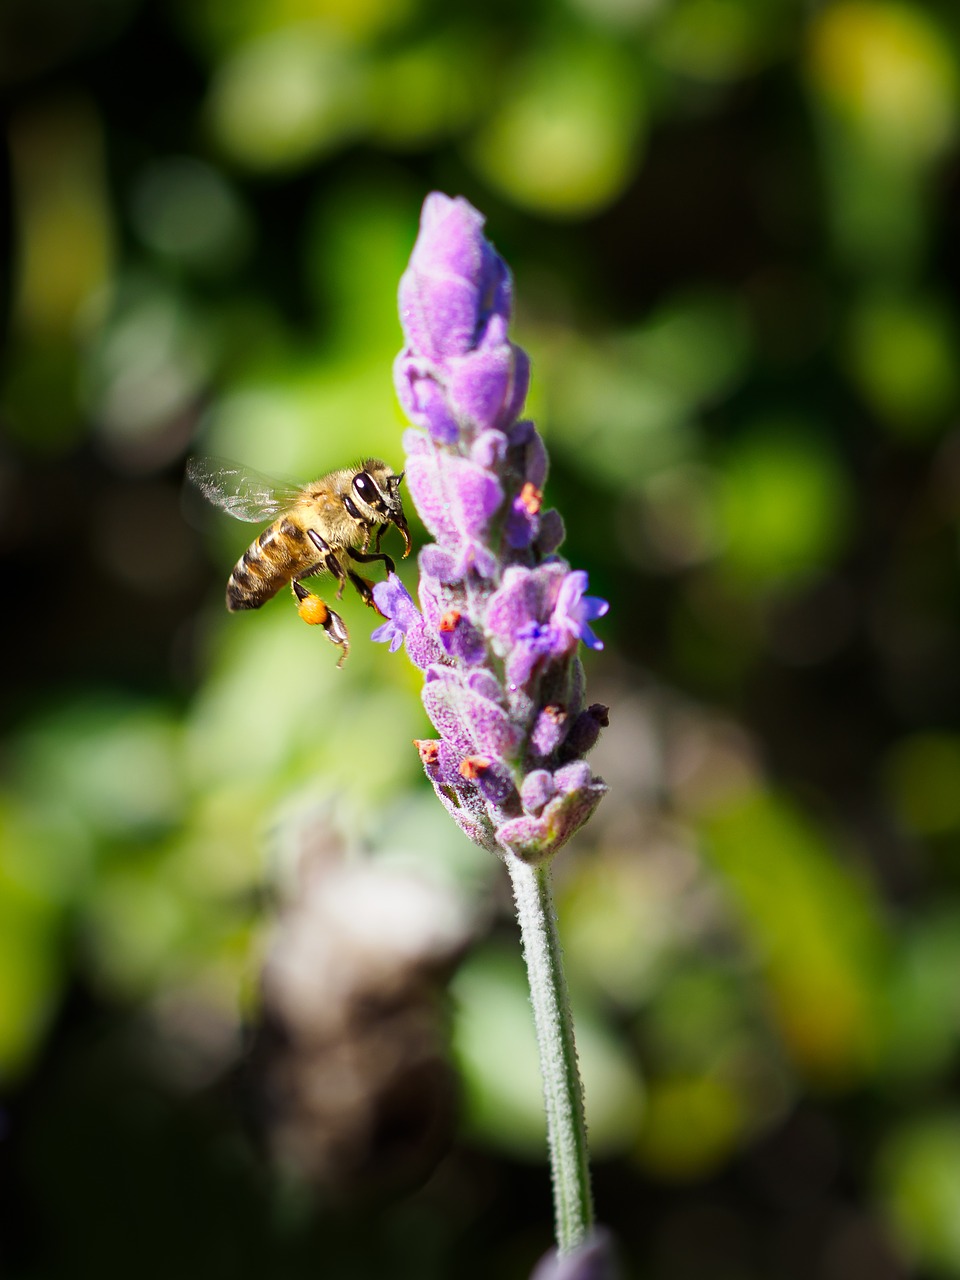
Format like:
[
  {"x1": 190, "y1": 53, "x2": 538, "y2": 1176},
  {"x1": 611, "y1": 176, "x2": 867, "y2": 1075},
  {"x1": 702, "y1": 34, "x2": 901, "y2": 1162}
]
[{"x1": 294, "y1": 591, "x2": 330, "y2": 627}]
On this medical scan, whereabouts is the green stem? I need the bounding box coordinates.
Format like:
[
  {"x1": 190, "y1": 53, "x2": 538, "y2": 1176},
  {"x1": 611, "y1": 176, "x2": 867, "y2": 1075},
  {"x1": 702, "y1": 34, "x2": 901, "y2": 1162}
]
[{"x1": 505, "y1": 853, "x2": 594, "y2": 1255}]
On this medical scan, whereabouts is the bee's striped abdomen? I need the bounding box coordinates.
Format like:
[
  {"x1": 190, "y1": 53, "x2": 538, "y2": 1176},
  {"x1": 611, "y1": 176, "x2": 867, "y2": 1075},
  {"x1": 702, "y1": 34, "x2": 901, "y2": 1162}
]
[{"x1": 226, "y1": 518, "x2": 311, "y2": 610}]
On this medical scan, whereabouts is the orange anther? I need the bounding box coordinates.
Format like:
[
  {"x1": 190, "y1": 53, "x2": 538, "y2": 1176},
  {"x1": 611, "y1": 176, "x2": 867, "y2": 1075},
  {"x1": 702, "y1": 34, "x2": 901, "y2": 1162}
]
[
  {"x1": 415, "y1": 740, "x2": 440, "y2": 766},
  {"x1": 518, "y1": 482, "x2": 542, "y2": 516},
  {"x1": 459, "y1": 755, "x2": 491, "y2": 781}
]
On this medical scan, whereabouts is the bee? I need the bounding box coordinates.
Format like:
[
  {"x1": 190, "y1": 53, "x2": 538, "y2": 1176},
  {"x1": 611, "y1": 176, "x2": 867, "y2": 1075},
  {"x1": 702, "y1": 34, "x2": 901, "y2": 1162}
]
[{"x1": 187, "y1": 456, "x2": 411, "y2": 666}]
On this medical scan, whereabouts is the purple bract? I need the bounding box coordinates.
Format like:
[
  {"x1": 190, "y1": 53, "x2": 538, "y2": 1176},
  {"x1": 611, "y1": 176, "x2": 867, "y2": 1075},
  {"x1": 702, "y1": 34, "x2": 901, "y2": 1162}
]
[{"x1": 374, "y1": 193, "x2": 609, "y2": 864}]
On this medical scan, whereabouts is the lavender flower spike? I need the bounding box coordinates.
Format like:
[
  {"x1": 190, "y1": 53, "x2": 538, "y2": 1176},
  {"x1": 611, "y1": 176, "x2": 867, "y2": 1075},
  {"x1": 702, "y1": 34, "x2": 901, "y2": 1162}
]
[{"x1": 374, "y1": 192, "x2": 608, "y2": 866}]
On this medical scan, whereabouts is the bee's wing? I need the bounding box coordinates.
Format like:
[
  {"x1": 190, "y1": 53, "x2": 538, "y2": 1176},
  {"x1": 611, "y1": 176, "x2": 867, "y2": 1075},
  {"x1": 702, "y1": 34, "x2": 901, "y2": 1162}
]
[{"x1": 186, "y1": 456, "x2": 304, "y2": 523}]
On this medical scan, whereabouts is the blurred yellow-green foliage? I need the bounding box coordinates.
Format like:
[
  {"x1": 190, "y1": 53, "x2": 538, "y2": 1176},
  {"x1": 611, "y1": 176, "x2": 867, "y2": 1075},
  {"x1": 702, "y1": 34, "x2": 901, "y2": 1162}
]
[{"x1": 2, "y1": 0, "x2": 960, "y2": 1276}]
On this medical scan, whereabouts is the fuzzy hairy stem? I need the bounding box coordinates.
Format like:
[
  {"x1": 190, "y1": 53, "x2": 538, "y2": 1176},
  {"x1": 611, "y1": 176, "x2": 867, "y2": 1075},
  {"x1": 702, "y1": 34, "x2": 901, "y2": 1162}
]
[{"x1": 506, "y1": 854, "x2": 594, "y2": 1254}]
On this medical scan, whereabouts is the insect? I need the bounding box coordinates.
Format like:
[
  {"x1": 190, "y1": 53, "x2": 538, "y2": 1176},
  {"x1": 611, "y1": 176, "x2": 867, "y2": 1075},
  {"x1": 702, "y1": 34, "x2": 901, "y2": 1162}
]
[{"x1": 187, "y1": 456, "x2": 411, "y2": 666}]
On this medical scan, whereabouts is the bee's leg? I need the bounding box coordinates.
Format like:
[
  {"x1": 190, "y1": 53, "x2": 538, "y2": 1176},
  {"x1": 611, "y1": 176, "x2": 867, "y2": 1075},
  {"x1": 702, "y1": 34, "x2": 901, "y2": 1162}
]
[
  {"x1": 346, "y1": 569, "x2": 383, "y2": 614},
  {"x1": 291, "y1": 580, "x2": 350, "y2": 667},
  {"x1": 307, "y1": 529, "x2": 347, "y2": 600},
  {"x1": 347, "y1": 546, "x2": 397, "y2": 577}
]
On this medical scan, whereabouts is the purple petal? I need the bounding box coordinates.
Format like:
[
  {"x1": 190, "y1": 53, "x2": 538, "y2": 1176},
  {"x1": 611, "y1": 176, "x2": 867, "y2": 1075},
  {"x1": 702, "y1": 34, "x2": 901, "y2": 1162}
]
[
  {"x1": 459, "y1": 754, "x2": 518, "y2": 808},
  {"x1": 486, "y1": 563, "x2": 567, "y2": 649},
  {"x1": 401, "y1": 426, "x2": 431, "y2": 456},
  {"x1": 507, "y1": 624, "x2": 563, "y2": 688},
  {"x1": 372, "y1": 573, "x2": 420, "y2": 629},
  {"x1": 417, "y1": 740, "x2": 497, "y2": 848},
  {"x1": 522, "y1": 425, "x2": 549, "y2": 489},
  {"x1": 445, "y1": 343, "x2": 529, "y2": 433},
  {"x1": 415, "y1": 577, "x2": 442, "y2": 633},
  {"x1": 438, "y1": 609, "x2": 486, "y2": 665},
  {"x1": 531, "y1": 704, "x2": 569, "y2": 756},
  {"x1": 422, "y1": 669, "x2": 522, "y2": 758},
  {"x1": 452, "y1": 539, "x2": 500, "y2": 582},
  {"x1": 520, "y1": 769, "x2": 556, "y2": 815},
  {"x1": 502, "y1": 343, "x2": 530, "y2": 426},
  {"x1": 495, "y1": 814, "x2": 549, "y2": 859},
  {"x1": 529, "y1": 1229, "x2": 619, "y2": 1280},
  {"x1": 398, "y1": 194, "x2": 512, "y2": 362},
  {"x1": 370, "y1": 618, "x2": 404, "y2": 652},
  {"x1": 497, "y1": 772, "x2": 607, "y2": 864},
  {"x1": 437, "y1": 741, "x2": 491, "y2": 818},
  {"x1": 535, "y1": 508, "x2": 566, "y2": 556},
  {"x1": 419, "y1": 544, "x2": 460, "y2": 585},
  {"x1": 407, "y1": 453, "x2": 503, "y2": 548},
  {"x1": 371, "y1": 574, "x2": 424, "y2": 654},
  {"x1": 406, "y1": 623, "x2": 446, "y2": 670},
  {"x1": 552, "y1": 571, "x2": 609, "y2": 652},
  {"x1": 554, "y1": 760, "x2": 593, "y2": 793},
  {"x1": 470, "y1": 429, "x2": 509, "y2": 470},
  {"x1": 466, "y1": 669, "x2": 503, "y2": 701},
  {"x1": 394, "y1": 355, "x2": 460, "y2": 443}
]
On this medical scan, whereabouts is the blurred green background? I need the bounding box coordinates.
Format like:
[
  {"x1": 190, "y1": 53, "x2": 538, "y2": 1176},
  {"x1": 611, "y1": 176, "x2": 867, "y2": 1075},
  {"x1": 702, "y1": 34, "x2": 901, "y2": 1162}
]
[{"x1": 2, "y1": 0, "x2": 960, "y2": 1276}]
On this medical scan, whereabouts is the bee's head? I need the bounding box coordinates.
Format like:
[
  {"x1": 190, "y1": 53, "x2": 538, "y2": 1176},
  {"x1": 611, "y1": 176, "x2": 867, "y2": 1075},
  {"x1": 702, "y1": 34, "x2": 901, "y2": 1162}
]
[{"x1": 353, "y1": 461, "x2": 411, "y2": 558}]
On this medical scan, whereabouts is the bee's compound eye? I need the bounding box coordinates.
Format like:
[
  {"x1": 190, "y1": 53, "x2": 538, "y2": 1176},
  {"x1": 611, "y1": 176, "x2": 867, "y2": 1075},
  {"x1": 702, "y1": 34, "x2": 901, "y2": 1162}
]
[{"x1": 352, "y1": 472, "x2": 378, "y2": 504}]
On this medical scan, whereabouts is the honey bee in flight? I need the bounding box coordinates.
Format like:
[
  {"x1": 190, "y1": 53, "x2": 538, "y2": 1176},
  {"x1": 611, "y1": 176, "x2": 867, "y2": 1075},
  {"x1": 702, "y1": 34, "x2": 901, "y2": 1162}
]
[{"x1": 187, "y1": 456, "x2": 411, "y2": 666}]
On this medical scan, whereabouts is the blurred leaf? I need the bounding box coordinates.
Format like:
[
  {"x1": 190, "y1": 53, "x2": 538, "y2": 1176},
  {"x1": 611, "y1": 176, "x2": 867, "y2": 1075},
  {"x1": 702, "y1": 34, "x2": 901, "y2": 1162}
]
[
  {"x1": 452, "y1": 944, "x2": 644, "y2": 1159},
  {"x1": 130, "y1": 157, "x2": 253, "y2": 277},
  {"x1": 634, "y1": 962, "x2": 792, "y2": 1177},
  {"x1": 637, "y1": 292, "x2": 753, "y2": 407},
  {"x1": 185, "y1": 600, "x2": 423, "y2": 810},
  {"x1": 304, "y1": 183, "x2": 416, "y2": 355},
  {"x1": 0, "y1": 801, "x2": 68, "y2": 1078},
  {"x1": 714, "y1": 420, "x2": 851, "y2": 589},
  {"x1": 557, "y1": 848, "x2": 683, "y2": 1008},
  {"x1": 0, "y1": 339, "x2": 86, "y2": 452},
  {"x1": 636, "y1": 1073, "x2": 744, "y2": 1180},
  {"x1": 198, "y1": 183, "x2": 412, "y2": 480},
  {"x1": 468, "y1": 34, "x2": 645, "y2": 218},
  {"x1": 14, "y1": 698, "x2": 187, "y2": 842},
  {"x1": 82, "y1": 843, "x2": 256, "y2": 999},
  {"x1": 845, "y1": 295, "x2": 959, "y2": 439},
  {"x1": 885, "y1": 732, "x2": 960, "y2": 837},
  {"x1": 699, "y1": 789, "x2": 887, "y2": 1083},
  {"x1": 542, "y1": 292, "x2": 750, "y2": 488},
  {"x1": 8, "y1": 95, "x2": 113, "y2": 340},
  {"x1": 645, "y1": 966, "x2": 758, "y2": 1073},
  {"x1": 637, "y1": 464, "x2": 723, "y2": 571},
  {"x1": 206, "y1": 25, "x2": 371, "y2": 171},
  {"x1": 808, "y1": 1, "x2": 958, "y2": 163},
  {"x1": 181, "y1": 0, "x2": 417, "y2": 51},
  {"x1": 813, "y1": 107, "x2": 928, "y2": 277},
  {"x1": 878, "y1": 1114, "x2": 960, "y2": 1277},
  {"x1": 877, "y1": 906, "x2": 960, "y2": 1089},
  {"x1": 452, "y1": 945, "x2": 553, "y2": 1157},
  {"x1": 368, "y1": 30, "x2": 488, "y2": 149},
  {"x1": 652, "y1": 0, "x2": 789, "y2": 82},
  {"x1": 81, "y1": 274, "x2": 216, "y2": 470},
  {"x1": 3, "y1": 95, "x2": 114, "y2": 450},
  {"x1": 807, "y1": 3, "x2": 958, "y2": 276}
]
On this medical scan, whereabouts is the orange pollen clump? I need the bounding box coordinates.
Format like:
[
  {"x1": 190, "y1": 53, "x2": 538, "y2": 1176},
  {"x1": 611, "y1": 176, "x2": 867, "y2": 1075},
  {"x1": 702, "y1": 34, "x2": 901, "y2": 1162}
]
[
  {"x1": 544, "y1": 703, "x2": 567, "y2": 726},
  {"x1": 414, "y1": 740, "x2": 440, "y2": 766},
  {"x1": 297, "y1": 595, "x2": 329, "y2": 626},
  {"x1": 458, "y1": 756, "x2": 491, "y2": 781},
  {"x1": 518, "y1": 482, "x2": 542, "y2": 516},
  {"x1": 438, "y1": 609, "x2": 462, "y2": 633}
]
